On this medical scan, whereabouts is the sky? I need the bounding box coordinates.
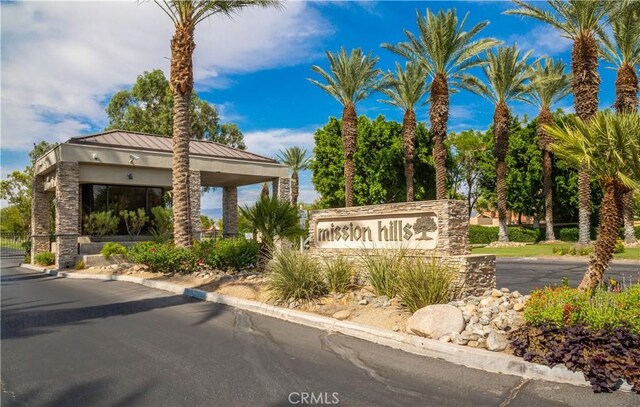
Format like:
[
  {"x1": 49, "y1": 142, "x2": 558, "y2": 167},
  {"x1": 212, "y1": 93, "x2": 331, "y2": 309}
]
[{"x1": 0, "y1": 0, "x2": 620, "y2": 219}]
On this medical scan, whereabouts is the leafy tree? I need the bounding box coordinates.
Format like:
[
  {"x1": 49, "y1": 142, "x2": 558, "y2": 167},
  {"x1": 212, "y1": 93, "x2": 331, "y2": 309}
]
[
  {"x1": 379, "y1": 61, "x2": 428, "y2": 201},
  {"x1": 547, "y1": 112, "x2": 640, "y2": 290},
  {"x1": 311, "y1": 115, "x2": 435, "y2": 208},
  {"x1": 155, "y1": 0, "x2": 280, "y2": 247},
  {"x1": 276, "y1": 146, "x2": 312, "y2": 208},
  {"x1": 308, "y1": 48, "x2": 381, "y2": 207},
  {"x1": 446, "y1": 130, "x2": 488, "y2": 217},
  {"x1": 382, "y1": 8, "x2": 499, "y2": 200},
  {"x1": 506, "y1": 0, "x2": 617, "y2": 245},
  {"x1": 524, "y1": 58, "x2": 571, "y2": 240},
  {"x1": 461, "y1": 45, "x2": 532, "y2": 242},
  {"x1": 105, "y1": 69, "x2": 246, "y2": 147}
]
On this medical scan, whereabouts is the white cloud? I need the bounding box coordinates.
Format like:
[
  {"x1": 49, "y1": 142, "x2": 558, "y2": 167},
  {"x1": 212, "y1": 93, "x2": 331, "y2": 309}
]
[
  {"x1": 0, "y1": 1, "x2": 332, "y2": 150},
  {"x1": 508, "y1": 25, "x2": 572, "y2": 57},
  {"x1": 243, "y1": 128, "x2": 316, "y2": 158},
  {"x1": 449, "y1": 105, "x2": 475, "y2": 120}
]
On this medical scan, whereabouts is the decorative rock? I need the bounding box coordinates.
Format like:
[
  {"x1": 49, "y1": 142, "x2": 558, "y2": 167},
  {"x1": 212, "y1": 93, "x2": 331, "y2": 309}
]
[
  {"x1": 377, "y1": 295, "x2": 389, "y2": 304},
  {"x1": 438, "y1": 335, "x2": 452, "y2": 343},
  {"x1": 332, "y1": 310, "x2": 351, "y2": 320},
  {"x1": 498, "y1": 304, "x2": 509, "y2": 313},
  {"x1": 406, "y1": 304, "x2": 465, "y2": 339},
  {"x1": 392, "y1": 325, "x2": 400, "y2": 332},
  {"x1": 513, "y1": 303, "x2": 525, "y2": 312},
  {"x1": 486, "y1": 331, "x2": 507, "y2": 352},
  {"x1": 479, "y1": 316, "x2": 490, "y2": 325},
  {"x1": 491, "y1": 289, "x2": 503, "y2": 298},
  {"x1": 511, "y1": 291, "x2": 521, "y2": 298},
  {"x1": 358, "y1": 299, "x2": 368, "y2": 305},
  {"x1": 500, "y1": 288, "x2": 510, "y2": 293},
  {"x1": 467, "y1": 340, "x2": 479, "y2": 348}
]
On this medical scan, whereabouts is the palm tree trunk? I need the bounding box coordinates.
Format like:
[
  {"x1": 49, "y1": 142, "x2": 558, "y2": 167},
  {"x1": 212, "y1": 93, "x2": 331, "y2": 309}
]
[
  {"x1": 291, "y1": 171, "x2": 299, "y2": 208},
  {"x1": 342, "y1": 103, "x2": 358, "y2": 207},
  {"x1": 494, "y1": 101, "x2": 510, "y2": 242},
  {"x1": 572, "y1": 34, "x2": 599, "y2": 246},
  {"x1": 402, "y1": 108, "x2": 416, "y2": 202},
  {"x1": 537, "y1": 107, "x2": 556, "y2": 241},
  {"x1": 430, "y1": 74, "x2": 449, "y2": 200},
  {"x1": 170, "y1": 21, "x2": 196, "y2": 248},
  {"x1": 578, "y1": 180, "x2": 627, "y2": 290},
  {"x1": 615, "y1": 63, "x2": 638, "y2": 245}
]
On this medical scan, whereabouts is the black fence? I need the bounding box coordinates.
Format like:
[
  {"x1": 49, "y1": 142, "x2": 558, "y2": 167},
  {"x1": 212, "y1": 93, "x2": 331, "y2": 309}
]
[{"x1": 0, "y1": 232, "x2": 29, "y2": 258}]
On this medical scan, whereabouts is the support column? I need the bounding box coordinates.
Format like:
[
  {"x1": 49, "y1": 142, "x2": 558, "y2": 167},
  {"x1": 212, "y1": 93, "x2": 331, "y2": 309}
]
[
  {"x1": 31, "y1": 174, "x2": 51, "y2": 262},
  {"x1": 55, "y1": 162, "x2": 79, "y2": 269},
  {"x1": 222, "y1": 186, "x2": 238, "y2": 238},
  {"x1": 189, "y1": 170, "x2": 201, "y2": 241},
  {"x1": 274, "y1": 177, "x2": 291, "y2": 204}
]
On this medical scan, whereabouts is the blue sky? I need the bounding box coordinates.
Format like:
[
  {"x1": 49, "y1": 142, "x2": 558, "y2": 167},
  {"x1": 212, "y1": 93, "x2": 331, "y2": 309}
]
[{"x1": 0, "y1": 1, "x2": 619, "y2": 219}]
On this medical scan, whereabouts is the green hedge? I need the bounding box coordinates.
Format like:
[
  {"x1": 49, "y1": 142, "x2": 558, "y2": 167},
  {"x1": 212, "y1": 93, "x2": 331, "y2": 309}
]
[
  {"x1": 126, "y1": 242, "x2": 198, "y2": 274},
  {"x1": 469, "y1": 225, "x2": 540, "y2": 244},
  {"x1": 207, "y1": 237, "x2": 258, "y2": 271}
]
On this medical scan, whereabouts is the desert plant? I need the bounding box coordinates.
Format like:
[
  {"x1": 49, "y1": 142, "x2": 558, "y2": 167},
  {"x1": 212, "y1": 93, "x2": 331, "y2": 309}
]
[
  {"x1": 34, "y1": 251, "x2": 55, "y2": 266},
  {"x1": 323, "y1": 256, "x2": 356, "y2": 293},
  {"x1": 74, "y1": 260, "x2": 86, "y2": 270},
  {"x1": 150, "y1": 206, "x2": 173, "y2": 243},
  {"x1": 396, "y1": 258, "x2": 459, "y2": 313},
  {"x1": 361, "y1": 249, "x2": 406, "y2": 298},
  {"x1": 101, "y1": 242, "x2": 127, "y2": 259},
  {"x1": 266, "y1": 249, "x2": 327, "y2": 302},
  {"x1": 120, "y1": 208, "x2": 149, "y2": 236},
  {"x1": 83, "y1": 210, "x2": 119, "y2": 236}
]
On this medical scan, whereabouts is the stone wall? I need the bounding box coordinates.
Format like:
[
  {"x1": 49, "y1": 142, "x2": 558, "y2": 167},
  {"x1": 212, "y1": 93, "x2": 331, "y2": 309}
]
[
  {"x1": 189, "y1": 170, "x2": 201, "y2": 240},
  {"x1": 55, "y1": 162, "x2": 80, "y2": 269},
  {"x1": 275, "y1": 177, "x2": 291, "y2": 204},
  {"x1": 31, "y1": 174, "x2": 51, "y2": 260},
  {"x1": 223, "y1": 186, "x2": 238, "y2": 237}
]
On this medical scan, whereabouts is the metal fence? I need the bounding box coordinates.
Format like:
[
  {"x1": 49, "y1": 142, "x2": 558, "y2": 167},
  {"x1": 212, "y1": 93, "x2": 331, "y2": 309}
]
[{"x1": 0, "y1": 232, "x2": 29, "y2": 258}]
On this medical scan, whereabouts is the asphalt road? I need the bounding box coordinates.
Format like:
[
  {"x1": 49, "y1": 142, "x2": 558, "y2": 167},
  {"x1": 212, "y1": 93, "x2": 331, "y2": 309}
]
[
  {"x1": 2, "y1": 260, "x2": 638, "y2": 406},
  {"x1": 496, "y1": 258, "x2": 640, "y2": 293}
]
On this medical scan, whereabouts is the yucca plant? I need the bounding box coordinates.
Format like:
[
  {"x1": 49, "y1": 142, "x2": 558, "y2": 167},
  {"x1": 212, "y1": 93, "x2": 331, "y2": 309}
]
[
  {"x1": 276, "y1": 146, "x2": 312, "y2": 208},
  {"x1": 545, "y1": 112, "x2": 640, "y2": 290}
]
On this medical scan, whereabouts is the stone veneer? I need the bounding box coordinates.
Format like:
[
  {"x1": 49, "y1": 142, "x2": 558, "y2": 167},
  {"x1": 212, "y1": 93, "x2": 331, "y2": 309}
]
[
  {"x1": 55, "y1": 162, "x2": 80, "y2": 269},
  {"x1": 308, "y1": 200, "x2": 495, "y2": 297},
  {"x1": 223, "y1": 186, "x2": 238, "y2": 237},
  {"x1": 275, "y1": 177, "x2": 291, "y2": 204},
  {"x1": 31, "y1": 174, "x2": 52, "y2": 260},
  {"x1": 189, "y1": 170, "x2": 201, "y2": 240}
]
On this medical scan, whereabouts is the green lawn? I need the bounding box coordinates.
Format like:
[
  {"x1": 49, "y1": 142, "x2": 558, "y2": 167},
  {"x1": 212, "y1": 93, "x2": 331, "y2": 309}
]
[{"x1": 471, "y1": 243, "x2": 640, "y2": 260}]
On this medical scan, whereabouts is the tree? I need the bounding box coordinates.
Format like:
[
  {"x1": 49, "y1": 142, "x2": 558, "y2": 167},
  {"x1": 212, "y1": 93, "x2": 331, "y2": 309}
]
[
  {"x1": 106, "y1": 69, "x2": 246, "y2": 147},
  {"x1": 524, "y1": 58, "x2": 571, "y2": 240},
  {"x1": 446, "y1": 130, "x2": 488, "y2": 217},
  {"x1": 0, "y1": 141, "x2": 58, "y2": 234},
  {"x1": 546, "y1": 112, "x2": 640, "y2": 290},
  {"x1": 379, "y1": 62, "x2": 428, "y2": 201},
  {"x1": 308, "y1": 48, "x2": 381, "y2": 207},
  {"x1": 461, "y1": 45, "x2": 532, "y2": 242},
  {"x1": 155, "y1": 0, "x2": 281, "y2": 248},
  {"x1": 276, "y1": 146, "x2": 312, "y2": 208},
  {"x1": 382, "y1": 9, "x2": 499, "y2": 200},
  {"x1": 600, "y1": 2, "x2": 640, "y2": 244},
  {"x1": 506, "y1": 0, "x2": 616, "y2": 245},
  {"x1": 311, "y1": 115, "x2": 435, "y2": 208}
]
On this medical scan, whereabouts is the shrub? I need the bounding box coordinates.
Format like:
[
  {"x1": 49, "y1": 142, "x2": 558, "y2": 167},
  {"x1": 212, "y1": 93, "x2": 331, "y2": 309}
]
[
  {"x1": 239, "y1": 196, "x2": 304, "y2": 254},
  {"x1": 266, "y1": 250, "x2": 327, "y2": 302},
  {"x1": 509, "y1": 325, "x2": 640, "y2": 393},
  {"x1": 24, "y1": 255, "x2": 31, "y2": 264},
  {"x1": 395, "y1": 258, "x2": 459, "y2": 313},
  {"x1": 101, "y1": 242, "x2": 127, "y2": 259},
  {"x1": 150, "y1": 206, "x2": 173, "y2": 243},
  {"x1": 84, "y1": 211, "x2": 119, "y2": 236},
  {"x1": 34, "y1": 251, "x2": 55, "y2": 266},
  {"x1": 614, "y1": 239, "x2": 625, "y2": 254},
  {"x1": 558, "y1": 227, "x2": 579, "y2": 242},
  {"x1": 323, "y1": 256, "x2": 355, "y2": 293},
  {"x1": 469, "y1": 225, "x2": 498, "y2": 244},
  {"x1": 208, "y1": 237, "x2": 259, "y2": 271},
  {"x1": 636, "y1": 225, "x2": 640, "y2": 239},
  {"x1": 507, "y1": 227, "x2": 539, "y2": 243},
  {"x1": 74, "y1": 260, "x2": 86, "y2": 270},
  {"x1": 361, "y1": 250, "x2": 405, "y2": 297},
  {"x1": 120, "y1": 208, "x2": 149, "y2": 236},
  {"x1": 21, "y1": 240, "x2": 32, "y2": 255},
  {"x1": 126, "y1": 242, "x2": 197, "y2": 274}
]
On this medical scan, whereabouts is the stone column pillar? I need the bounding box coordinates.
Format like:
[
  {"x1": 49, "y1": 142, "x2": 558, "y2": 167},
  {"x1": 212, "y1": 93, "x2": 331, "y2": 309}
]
[
  {"x1": 189, "y1": 170, "x2": 201, "y2": 241},
  {"x1": 55, "y1": 162, "x2": 79, "y2": 269},
  {"x1": 222, "y1": 186, "x2": 238, "y2": 238},
  {"x1": 274, "y1": 177, "x2": 291, "y2": 204},
  {"x1": 31, "y1": 174, "x2": 51, "y2": 262}
]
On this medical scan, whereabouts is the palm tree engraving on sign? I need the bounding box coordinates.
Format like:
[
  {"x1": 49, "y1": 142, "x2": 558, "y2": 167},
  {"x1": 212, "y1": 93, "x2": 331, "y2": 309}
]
[{"x1": 413, "y1": 216, "x2": 437, "y2": 241}]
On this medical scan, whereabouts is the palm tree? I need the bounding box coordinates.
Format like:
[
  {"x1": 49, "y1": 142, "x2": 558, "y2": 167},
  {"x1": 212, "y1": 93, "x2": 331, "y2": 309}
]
[
  {"x1": 276, "y1": 146, "x2": 312, "y2": 208},
  {"x1": 382, "y1": 9, "x2": 499, "y2": 200},
  {"x1": 461, "y1": 46, "x2": 533, "y2": 242},
  {"x1": 506, "y1": 0, "x2": 616, "y2": 246},
  {"x1": 155, "y1": 0, "x2": 281, "y2": 247},
  {"x1": 308, "y1": 48, "x2": 380, "y2": 207},
  {"x1": 379, "y1": 62, "x2": 428, "y2": 201},
  {"x1": 546, "y1": 112, "x2": 640, "y2": 290},
  {"x1": 600, "y1": 3, "x2": 640, "y2": 245},
  {"x1": 524, "y1": 58, "x2": 571, "y2": 241}
]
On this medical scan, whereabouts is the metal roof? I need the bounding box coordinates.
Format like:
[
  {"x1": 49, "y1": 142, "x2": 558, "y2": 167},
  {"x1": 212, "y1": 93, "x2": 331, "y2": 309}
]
[{"x1": 67, "y1": 130, "x2": 277, "y2": 164}]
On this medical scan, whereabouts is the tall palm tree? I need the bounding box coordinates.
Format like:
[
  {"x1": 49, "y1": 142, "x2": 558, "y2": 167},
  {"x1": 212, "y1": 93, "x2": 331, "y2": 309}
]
[
  {"x1": 524, "y1": 58, "x2": 571, "y2": 241},
  {"x1": 308, "y1": 48, "x2": 380, "y2": 207},
  {"x1": 382, "y1": 9, "x2": 499, "y2": 200},
  {"x1": 506, "y1": 0, "x2": 616, "y2": 246},
  {"x1": 600, "y1": 3, "x2": 640, "y2": 245},
  {"x1": 546, "y1": 112, "x2": 640, "y2": 290},
  {"x1": 155, "y1": 0, "x2": 281, "y2": 247},
  {"x1": 461, "y1": 46, "x2": 533, "y2": 242},
  {"x1": 276, "y1": 146, "x2": 312, "y2": 208},
  {"x1": 379, "y1": 62, "x2": 428, "y2": 201}
]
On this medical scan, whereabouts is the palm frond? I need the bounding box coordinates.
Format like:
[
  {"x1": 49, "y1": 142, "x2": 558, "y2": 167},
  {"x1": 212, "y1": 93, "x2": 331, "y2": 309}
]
[
  {"x1": 599, "y1": 1, "x2": 640, "y2": 67},
  {"x1": 525, "y1": 57, "x2": 571, "y2": 109},
  {"x1": 379, "y1": 62, "x2": 428, "y2": 110},
  {"x1": 277, "y1": 146, "x2": 313, "y2": 173}
]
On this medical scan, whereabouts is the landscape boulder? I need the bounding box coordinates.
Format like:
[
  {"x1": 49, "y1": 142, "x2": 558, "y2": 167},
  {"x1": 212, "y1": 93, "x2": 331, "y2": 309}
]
[{"x1": 406, "y1": 304, "x2": 465, "y2": 339}]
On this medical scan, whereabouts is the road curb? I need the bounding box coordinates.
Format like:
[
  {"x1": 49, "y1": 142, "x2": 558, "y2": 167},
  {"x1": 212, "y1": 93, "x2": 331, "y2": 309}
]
[
  {"x1": 27, "y1": 265, "x2": 631, "y2": 391},
  {"x1": 494, "y1": 256, "x2": 639, "y2": 265}
]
